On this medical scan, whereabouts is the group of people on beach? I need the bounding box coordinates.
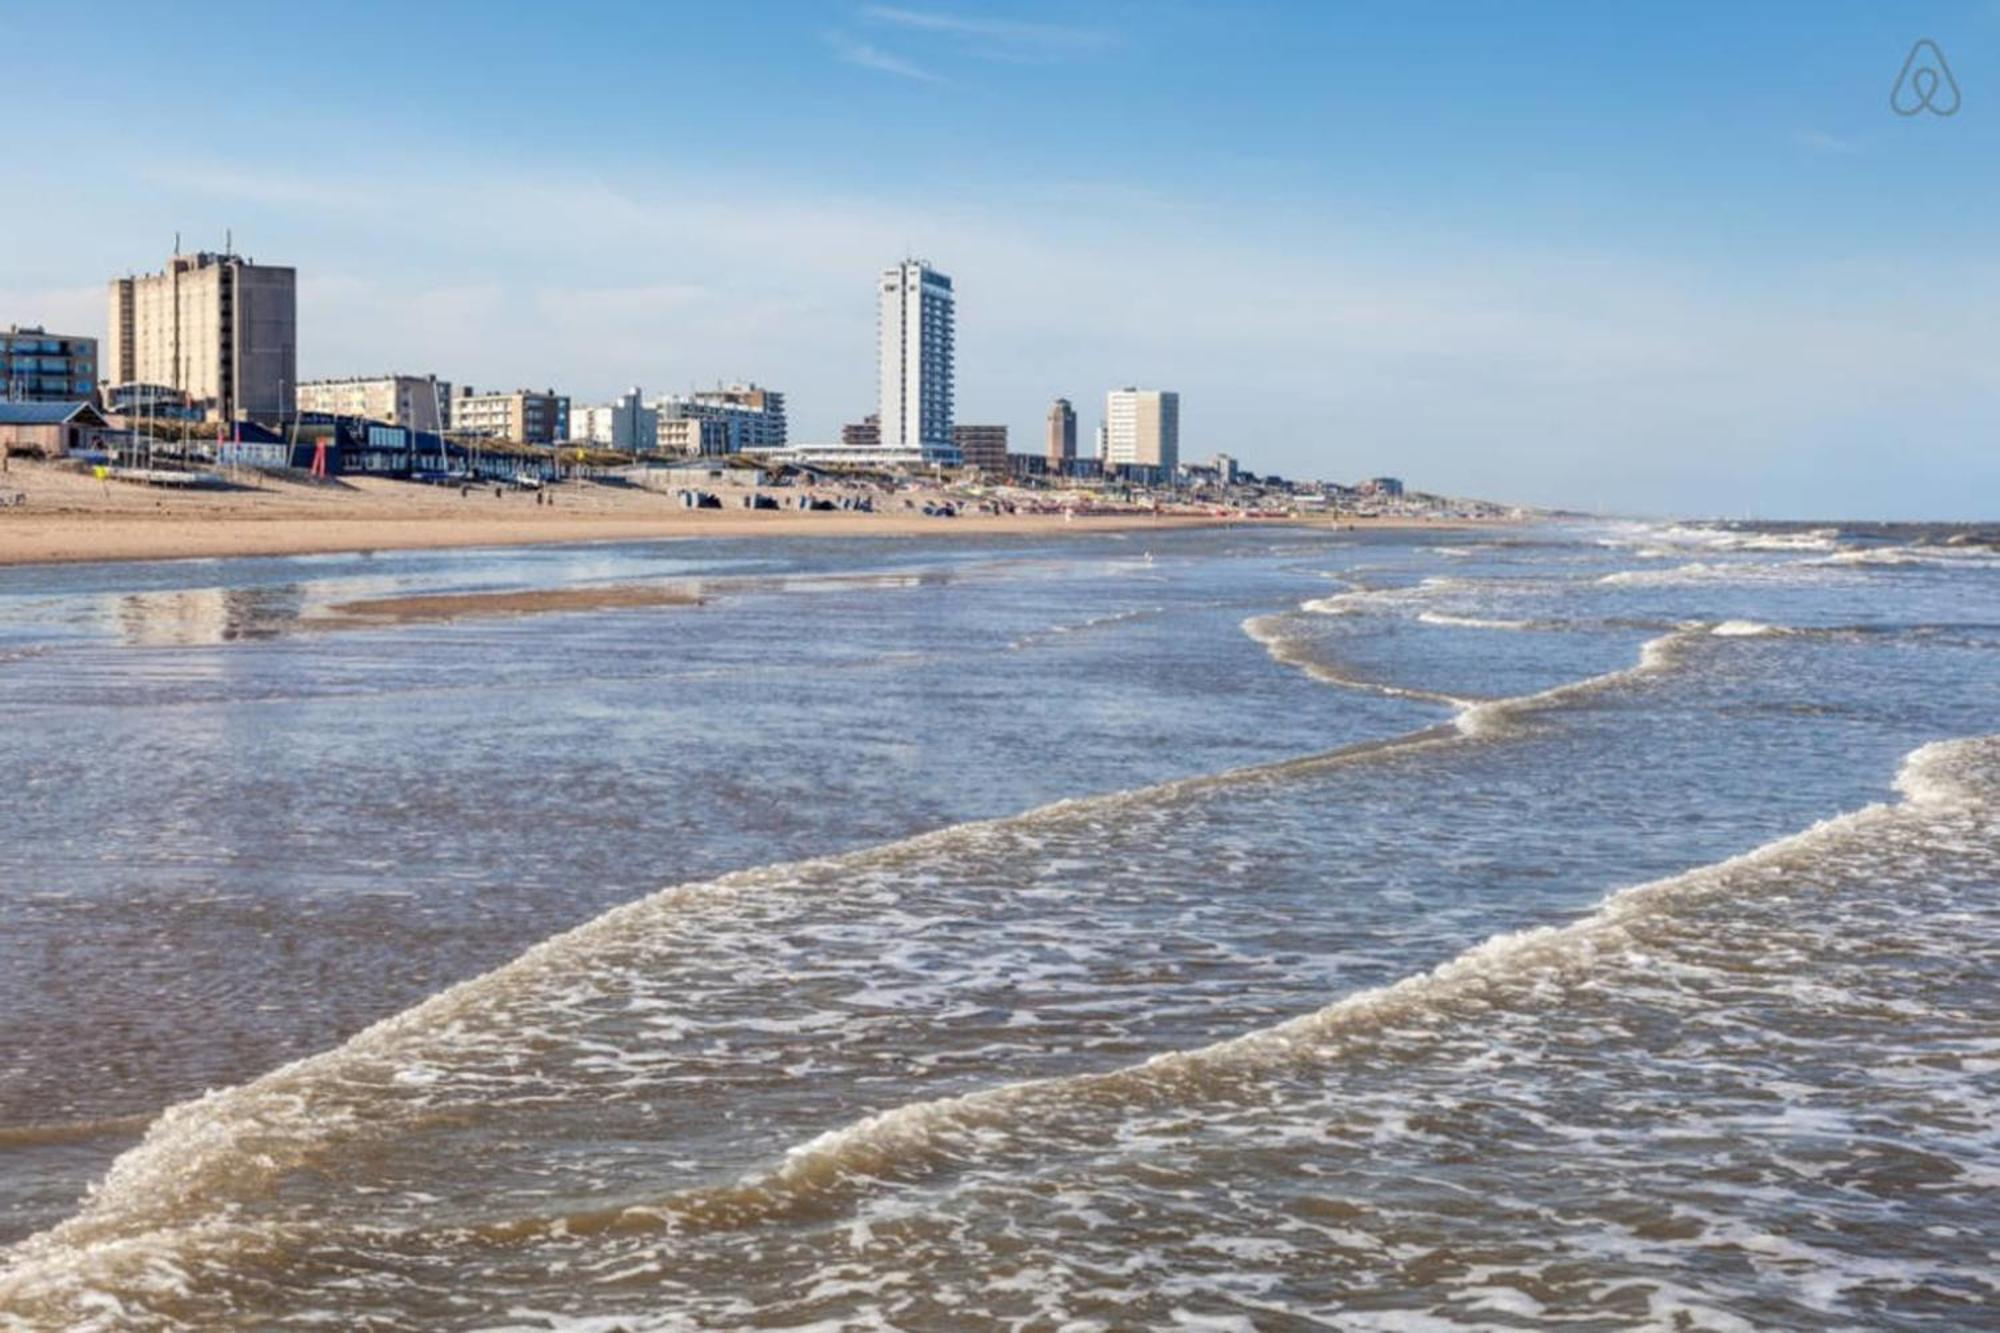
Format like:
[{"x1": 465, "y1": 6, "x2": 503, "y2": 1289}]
[{"x1": 458, "y1": 482, "x2": 555, "y2": 507}]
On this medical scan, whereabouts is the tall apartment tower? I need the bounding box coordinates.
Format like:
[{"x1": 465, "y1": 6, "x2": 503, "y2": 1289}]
[
  {"x1": 877, "y1": 259, "x2": 957, "y2": 462},
  {"x1": 1046, "y1": 397, "x2": 1077, "y2": 465},
  {"x1": 107, "y1": 249, "x2": 297, "y2": 422},
  {"x1": 1104, "y1": 387, "x2": 1180, "y2": 473}
]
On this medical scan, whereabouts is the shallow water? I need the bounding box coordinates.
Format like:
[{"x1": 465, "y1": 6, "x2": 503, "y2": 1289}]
[{"x1": 0, "y1": 521, "x2": 1994, "y2": 1329}]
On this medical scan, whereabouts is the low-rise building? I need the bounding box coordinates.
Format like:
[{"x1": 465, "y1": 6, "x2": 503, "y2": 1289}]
[
  {"x1": 0, "y1": 401, "x2": 114, "y2": 458},
  {"x1": 654, "y1": 415, "x2": 732, "y2": 456},
  {"x1": 572, "y1": 387, "x2": 656, "y2": 450},
  {"x1": 758, "y1": 442, "x2": 952, "y2": 471},
  {"x1": 296, "y1": 374, "x2": 452, "y2": 430},
  {"x1": 692, "y1": 382, "x2": 786, "y2": 446},
  {"x1": 951, "y1": 423, "x2": 1008, "y2": 474},
  {"x1": 842, "y1": 414, "x2": 880, "y2": 447},
  {"x1": 2, "y1": 326, "x2": 98, "y2": 404},
  {"x1": 453, "y1": 387, "x2": 569, "y2": 444},
  {"x1": 651, "y1": 383, "x2": 787, "y2": 453},
  {"x1": 102, "y1": 382, "x2": 201, "y2": 420}
]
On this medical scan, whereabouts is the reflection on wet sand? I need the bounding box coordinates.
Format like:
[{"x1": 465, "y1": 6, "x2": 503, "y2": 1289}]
[
  {"x1": 113, "y1": 586, "x2": 307, "y2": 647},
  {"x1": 100, "y1": 569, "x2": 947, "y2": 647}
]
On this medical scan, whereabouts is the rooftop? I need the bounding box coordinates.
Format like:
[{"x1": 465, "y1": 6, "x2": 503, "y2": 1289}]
[{"x1": 0, "y1": 401, "x2": 108, "y2": 426}]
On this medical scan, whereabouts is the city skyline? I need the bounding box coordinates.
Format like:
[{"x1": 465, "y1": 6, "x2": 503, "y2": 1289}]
[{"x1": 4, "y1": 2, "x2": 1997, "y2": 515}]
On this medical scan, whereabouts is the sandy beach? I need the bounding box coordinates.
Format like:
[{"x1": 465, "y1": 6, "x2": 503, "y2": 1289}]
[{"x1": 0, "y1": 462, "x2": 1484, "y2": 568}]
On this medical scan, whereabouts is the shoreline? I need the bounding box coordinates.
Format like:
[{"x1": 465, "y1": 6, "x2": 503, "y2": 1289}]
[{"x1": 0, "y1": 464, "x2": 1508, "y2": 570}]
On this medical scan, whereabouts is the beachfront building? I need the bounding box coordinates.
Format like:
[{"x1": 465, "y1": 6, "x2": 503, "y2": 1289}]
[
  {"x1": 1213, "y1": 452, "x2": 1239, "y2": 485},
  {"x1": 842, "y1": 413, "x2": 880, "y2": 446},
  {"x1": 2, "y1": 327, "x2": 98, "y2": 404},
  {"x1": 0, "y1": 401, "x2": 114, "y2": 459},
  {"x1": 573, "y1": 387, "x2": 656, "y2": 450},
  {"x1": 654, "y1": 415, "x2": 733, "y2": 457},
  {"x1": 692, "y1": 382, "x2": 786, "y2": 448},
  {"x1": 650, "y1": 383, "x2": 787, "y2": 454},
  {"x1": 107, "y1": 249, "x2": 296, "y2": 423},
  {"x1": 1105, "y1": 388, "x2": 1180, "y2": 474},
  {"x1": 877, "y1": 260, "x2": 959, "y2": 465},
  {"x1": 102, "y1": 382, "x2": 200, "y2": 420},
  {"x1": 453, "y1": 387, "x2": 570, "y2": 444},
  {"x1": 296, "y1": 374, "x2": 452, "y2": 431},
  {"x1": 952, "y1": 424, "x2": 1008, "y2": 475},
  {"x1": 1046, "y1": 397, "x2": 1076, "y2": 466}
]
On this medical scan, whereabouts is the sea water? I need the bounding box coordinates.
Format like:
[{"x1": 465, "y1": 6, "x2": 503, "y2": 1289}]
[{"x1": 0, "y1": 521, "x2": 1994, "y2": 1328}]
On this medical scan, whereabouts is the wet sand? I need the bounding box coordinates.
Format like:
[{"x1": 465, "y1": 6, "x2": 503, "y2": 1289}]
[
  {"x1": 0, "y1": 462, "x2": 1496, "y2": 568},
  {"x1": 323, "y1": 585, "x2": 703, "y2": 624}
]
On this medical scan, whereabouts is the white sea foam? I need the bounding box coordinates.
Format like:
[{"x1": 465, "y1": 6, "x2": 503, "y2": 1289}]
[
  {"x1": 681, "y1": 732, "x2": 1997, "y2": 1214},
  {"x1": 1598, "y1": 562, "x2": 1735, "y2": 587},
  {"x1": 1416, "y1": 611, "x2": 1539, "y2": 632},
  {"x1": 1452, "y1": 630, "x2": 1692, "y2": 738},
  {"x1": 1817, "y1": 544, "x2": 2000, "y2": 568},
  {"x1": 1239, "y1": 614, "x2": 1473, "y2": 708},
  {"x1": 1648, "y1": 524, "x2": 1841, "y2": 554}
]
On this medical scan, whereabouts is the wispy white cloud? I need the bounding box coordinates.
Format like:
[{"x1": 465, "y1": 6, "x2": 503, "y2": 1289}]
[
  {"x1": 1793, "y1": 128, "x2": 1860, "y2": 155},
  {"x1": 860, "y1": 5, "x2": 1112, "y2": 55},
  {"x1": 824, "y1": 31, "x2": 943, "y2": 83}
]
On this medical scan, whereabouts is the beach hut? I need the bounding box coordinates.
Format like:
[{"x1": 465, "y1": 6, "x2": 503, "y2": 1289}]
[{"x1": 0, "y1": 402, "x2": 113, "y2": 460}]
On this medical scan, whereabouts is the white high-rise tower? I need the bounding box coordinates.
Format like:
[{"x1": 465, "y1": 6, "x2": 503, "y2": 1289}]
[
  {"x1": 877, "y1": 259, "x2": 958, "y2": 463},
  {"x1": 1105, "y1": 387, "x2": 1180, "y2": 474}
]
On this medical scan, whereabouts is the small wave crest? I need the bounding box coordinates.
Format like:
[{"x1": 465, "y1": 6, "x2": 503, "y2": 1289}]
[
  {"x1": 1416, "y1": 611, "x2": 1542, "y2": 632},
  {"x1": 1816, "y1": 544, "x2": 2000, "y2": 569},
  {"x1": 1007, "y1": 605, "x2": 1161, "y2": 650},
  {"x1": 1453, "y1": 630, "x2": 1692, "y2": 738},
  {"x1": 1239, "y1": 614, "x2": 1474, "y2": 708},
  {"x1": 1894, "y1": 735, "x2": 2000, "y2": 807}
]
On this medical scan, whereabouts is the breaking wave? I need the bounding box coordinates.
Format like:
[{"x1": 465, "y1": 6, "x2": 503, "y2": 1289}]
[
  {"x1": 1415, "y1": 611, "x2": 1544, "y2": 631},
  {"x1": 1240, "y1": 613, "x2": 1477, "y2": 708}
]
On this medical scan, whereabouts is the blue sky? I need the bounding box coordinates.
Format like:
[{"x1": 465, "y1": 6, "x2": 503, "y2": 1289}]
[{"x1": 4, "y1": 1, "x2": 1997, "y2": 516}]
